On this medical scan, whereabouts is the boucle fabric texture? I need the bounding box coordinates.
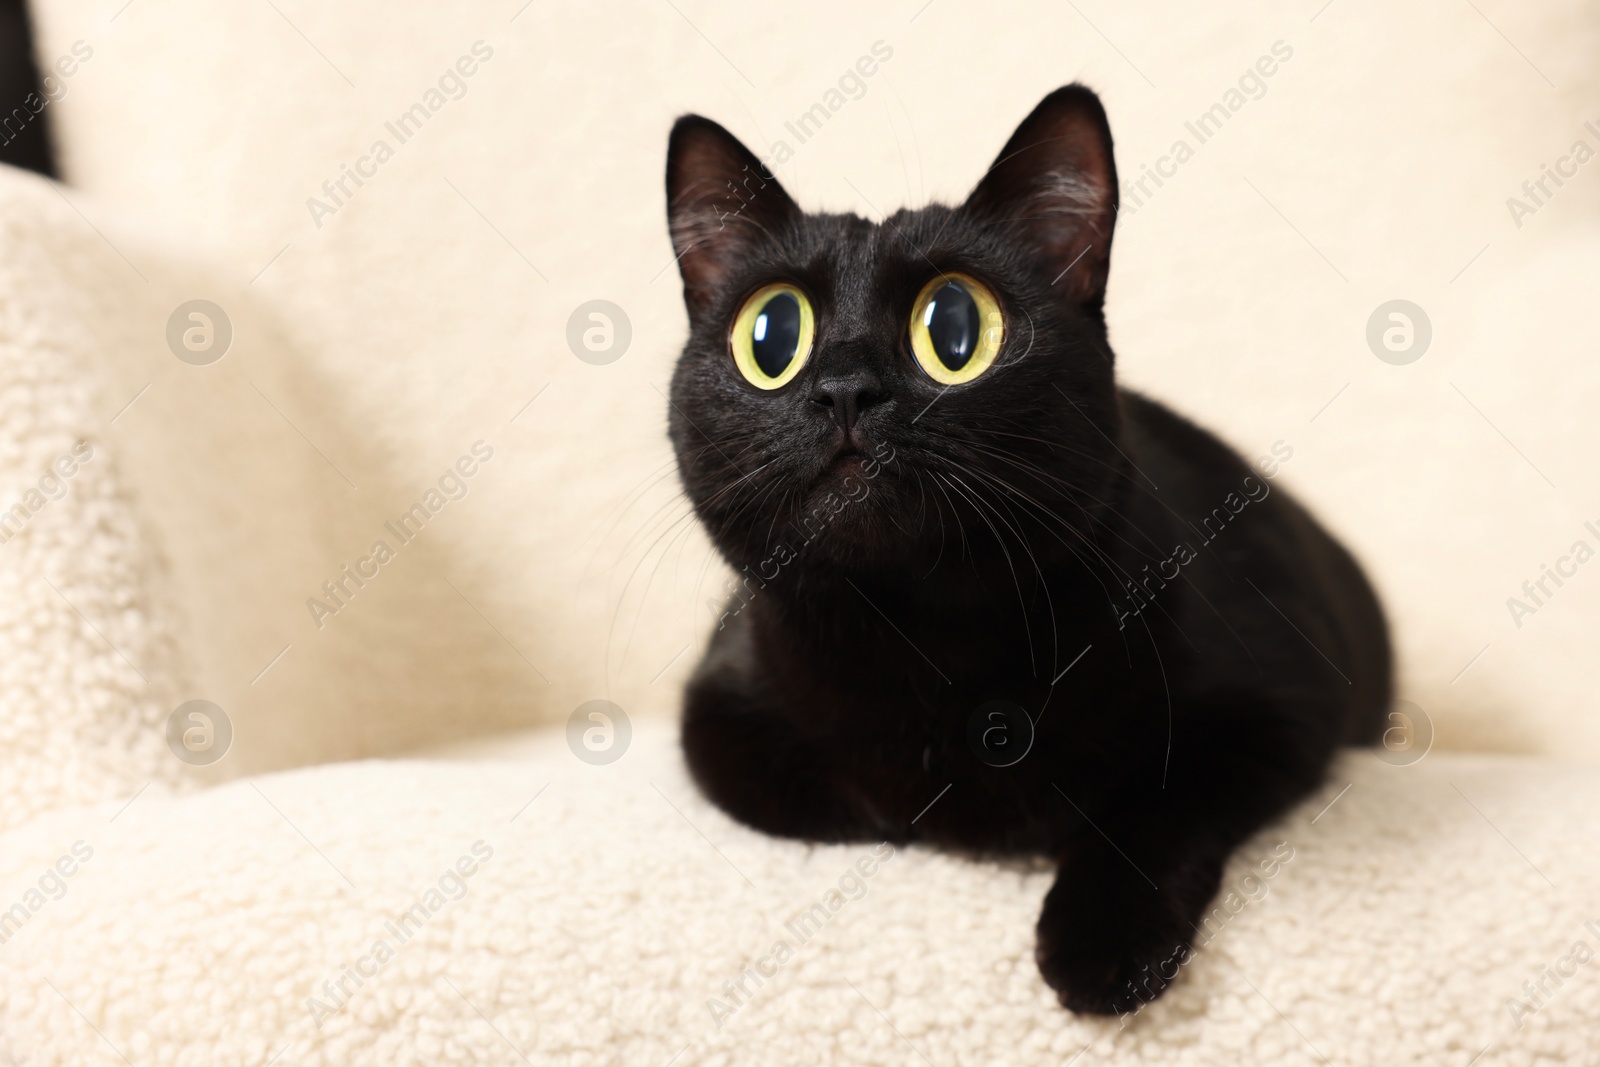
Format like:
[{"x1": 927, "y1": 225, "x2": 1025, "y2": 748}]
[
  {"x1": 1, "y1": 723, "x2": 1596, "y2": 1066},
  {"x1": 0, "y1": 168, "x2": 183, "y2": 834}
]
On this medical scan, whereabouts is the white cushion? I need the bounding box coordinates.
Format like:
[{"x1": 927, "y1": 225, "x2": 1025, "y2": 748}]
[{"x1": 1, "y1": 722, "x2": 1594, "y2": 1065}]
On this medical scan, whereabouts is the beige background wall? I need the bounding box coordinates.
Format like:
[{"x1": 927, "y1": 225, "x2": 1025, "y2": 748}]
[{"x1": 25, "y1": 0, "x2": 1600, "y2": 770}]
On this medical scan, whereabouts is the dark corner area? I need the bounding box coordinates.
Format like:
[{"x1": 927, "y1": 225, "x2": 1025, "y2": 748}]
[{"x1": 0, "y1": 0, "x2": 57, "y2": 178}]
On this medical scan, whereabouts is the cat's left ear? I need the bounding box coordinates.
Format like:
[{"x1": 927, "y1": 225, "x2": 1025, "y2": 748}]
[
  {"x1": 963, "y1": 85, "x2": 1119, "y2": 313},
  {"x1": 666, "y1": 116, "x2": 799, "y2": 322}
]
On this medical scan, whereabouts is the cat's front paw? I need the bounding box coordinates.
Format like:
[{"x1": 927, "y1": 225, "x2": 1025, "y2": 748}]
[{"x1": 1034, "y1": 845, "x2": 1202, "y2": 1016}]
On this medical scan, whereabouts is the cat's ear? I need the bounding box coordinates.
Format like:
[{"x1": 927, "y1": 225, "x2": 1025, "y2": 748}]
[
  {"x1": 666, "y1": 116, "x2": 798, "y2": 321},
  {"x1": 963, "y1": 85, "x2": 1119, "y2": 313}
]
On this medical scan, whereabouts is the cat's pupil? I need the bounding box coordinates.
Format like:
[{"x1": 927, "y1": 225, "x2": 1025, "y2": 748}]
[
  {"x1": 924, "y1": 282, "x2": 981, "y2": 370},
  {"x1": 751, "y1": 291, "x2": 802, "y2": 378}
]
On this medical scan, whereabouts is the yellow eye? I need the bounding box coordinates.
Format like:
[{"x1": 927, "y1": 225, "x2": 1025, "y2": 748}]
[
  {"x1": 731, "y1": 283, "x2": 815, "y2": 389},
  {"x1": 909, "y1": 273, "x2": 1004, "y2": 385}
]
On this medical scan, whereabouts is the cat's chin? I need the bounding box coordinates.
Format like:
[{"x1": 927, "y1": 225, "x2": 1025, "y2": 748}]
[
  {"x1": 777, "y1": 472, "x2": 930, "y2": 569},
  {"x1": 824, "y1": 451, "x2": 870, "y2": 479},
  {"x1": 811, "y1": 449, "x2": 883, "y2": 497},
  {"x1": 801, "y1": 452, "x2": 892, "y2": 511}
]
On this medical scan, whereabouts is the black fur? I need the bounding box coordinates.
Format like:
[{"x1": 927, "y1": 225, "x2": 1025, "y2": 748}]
[
  {"x1": 0, "y1": 0, "x2": 58, "y2": 179},
  {"x1": 665, "y1": 85, "x2": 1390, "y2": 1015}
]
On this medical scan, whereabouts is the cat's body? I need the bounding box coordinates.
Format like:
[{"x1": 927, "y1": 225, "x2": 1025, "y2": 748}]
[{"x1": 665, "y1": 86, "x2": 1390, "y2": 1015}]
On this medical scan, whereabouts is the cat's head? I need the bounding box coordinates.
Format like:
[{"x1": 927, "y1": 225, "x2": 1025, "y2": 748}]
[{"x1": 665, "y1": 86, "x2": 1123, "y2": 578}]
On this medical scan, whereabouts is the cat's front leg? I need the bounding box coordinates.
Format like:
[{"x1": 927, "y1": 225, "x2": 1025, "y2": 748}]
[
  {"x1": 680, "y1": 661, "x2": 893, "y2": 844},
  {"x1": 1034, "y1": 826, "x2": 1228, "y2": 1017},
  {"x1": 1034, "y1": 699, "x2": 1333, "y2": 1015},
  {"x1": 681, "y1": 692, "x2": 892, "y2": 843}
]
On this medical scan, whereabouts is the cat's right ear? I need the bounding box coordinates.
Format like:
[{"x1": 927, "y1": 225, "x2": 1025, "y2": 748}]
[
  {"x1": 963, "y1": 85, "x2": 1119, "y2": 315},
  {"x1": 666, "y1": 116, "x2": 798, "y2": 322}
]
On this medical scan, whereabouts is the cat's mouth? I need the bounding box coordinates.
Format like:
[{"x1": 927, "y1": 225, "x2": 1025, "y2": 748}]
[
  {"x1": 824, "y1": 448, "x2": 870, "y2": 477},
  {"x1": 798, "y1": 440, "x2": 897, "y2": 511},
  {"x1": 812, "y1": 436, "x2": 895, "y2": 490}
]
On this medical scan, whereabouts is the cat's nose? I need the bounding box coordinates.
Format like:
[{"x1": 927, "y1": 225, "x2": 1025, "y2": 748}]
[{"x1": 810, "y1": 371, "x2": 889, "y2": 434}]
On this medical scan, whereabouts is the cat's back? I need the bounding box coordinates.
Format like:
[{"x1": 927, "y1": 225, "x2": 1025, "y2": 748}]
[{"x1": 1115, "y1": 388, "x2": 1392, "y2": 743}]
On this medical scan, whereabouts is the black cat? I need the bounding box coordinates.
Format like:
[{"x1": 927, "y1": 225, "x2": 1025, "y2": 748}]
[{"x1": 664, "y1": 85, "x2": 1390, "y2": 1015}]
